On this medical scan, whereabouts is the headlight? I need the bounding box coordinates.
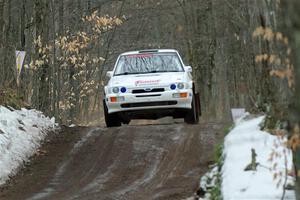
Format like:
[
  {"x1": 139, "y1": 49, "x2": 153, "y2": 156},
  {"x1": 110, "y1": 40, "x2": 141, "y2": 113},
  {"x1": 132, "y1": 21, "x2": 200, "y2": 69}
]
[
  {"x1": 177, "y1": 83, "x2": 184, "y2": 89},
  {"x1": 112, "y1": 87, "x2": 119, "y2": 93}
]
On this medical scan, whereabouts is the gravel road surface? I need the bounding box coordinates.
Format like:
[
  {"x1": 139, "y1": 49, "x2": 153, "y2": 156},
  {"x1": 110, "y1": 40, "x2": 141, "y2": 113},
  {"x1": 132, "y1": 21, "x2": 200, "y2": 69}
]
[{"x1": 0, "y1": 121, "x2": 226, "y2": 200}]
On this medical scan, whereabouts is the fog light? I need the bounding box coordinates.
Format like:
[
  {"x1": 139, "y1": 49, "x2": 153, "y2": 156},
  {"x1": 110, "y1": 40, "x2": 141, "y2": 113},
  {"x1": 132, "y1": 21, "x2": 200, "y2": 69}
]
[
  {"x1": 120, "y1": 87, "x2": 127, "y2": 93},
  {"x1": 118, "y1": 96, "x2": 125, "y2": 101},
  {"x1": 170, "y1": 84, "x2": 176, "y2": 90},
  {"x1": 172, "y1": 93, "x2": 180, "y2": 98}
]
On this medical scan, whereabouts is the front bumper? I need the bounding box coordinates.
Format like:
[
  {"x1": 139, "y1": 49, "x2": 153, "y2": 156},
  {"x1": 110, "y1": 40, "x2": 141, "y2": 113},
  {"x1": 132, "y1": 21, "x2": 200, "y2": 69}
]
[{"x1": 105, "y1": 89, "x2": 193, "y2": 114}]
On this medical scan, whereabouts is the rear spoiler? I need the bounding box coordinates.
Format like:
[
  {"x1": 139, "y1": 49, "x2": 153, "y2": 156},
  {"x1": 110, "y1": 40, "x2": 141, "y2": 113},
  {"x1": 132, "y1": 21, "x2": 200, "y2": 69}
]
[{"x1": 138, "y1": 49, "x2": 159, "y2": 53}]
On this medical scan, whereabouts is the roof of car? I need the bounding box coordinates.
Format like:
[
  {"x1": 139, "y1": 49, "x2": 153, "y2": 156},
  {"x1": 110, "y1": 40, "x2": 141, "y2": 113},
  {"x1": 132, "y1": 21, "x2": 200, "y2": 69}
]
[{"x1": 120, "y1": 49, "x2": 178, "y2": 56}]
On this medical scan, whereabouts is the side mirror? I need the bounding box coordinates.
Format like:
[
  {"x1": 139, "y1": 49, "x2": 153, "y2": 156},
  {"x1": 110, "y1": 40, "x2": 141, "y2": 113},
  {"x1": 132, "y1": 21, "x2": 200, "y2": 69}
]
[
  {"x1": 184, "y1": 66, "x2": 192, "y2": 73},
  {"x1": 106, "y1": 71, "x2": 113, "y2": 78}
]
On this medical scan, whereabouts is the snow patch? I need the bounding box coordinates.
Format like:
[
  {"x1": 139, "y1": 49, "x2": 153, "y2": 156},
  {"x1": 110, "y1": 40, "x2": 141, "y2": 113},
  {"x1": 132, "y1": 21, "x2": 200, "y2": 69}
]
[
  {"x1": 198, "y1": 164, "x2": 220, "y2": 200},
  {"x1": 222, "y1": 116, "x2": 296, "y2": 200},
  {"x1": 0, "y1": 106, "x2": 57, "y2": 186}
]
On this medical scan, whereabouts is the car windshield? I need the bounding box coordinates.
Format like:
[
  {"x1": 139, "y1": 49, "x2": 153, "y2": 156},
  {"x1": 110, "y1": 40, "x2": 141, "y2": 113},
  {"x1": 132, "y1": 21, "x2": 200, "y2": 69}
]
[{"x1": 114, "y1": 53, "x2": 184, "y2": 76}]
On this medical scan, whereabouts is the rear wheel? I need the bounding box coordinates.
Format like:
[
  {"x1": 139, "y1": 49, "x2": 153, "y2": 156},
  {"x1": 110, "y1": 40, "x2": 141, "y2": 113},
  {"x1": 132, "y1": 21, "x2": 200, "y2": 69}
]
[
  {"x1": 184, "y1": 93, "x2": 199, "y2": 124},
  {"x1": 103, "y1": 100, "x2": 121, "y2": 127}
]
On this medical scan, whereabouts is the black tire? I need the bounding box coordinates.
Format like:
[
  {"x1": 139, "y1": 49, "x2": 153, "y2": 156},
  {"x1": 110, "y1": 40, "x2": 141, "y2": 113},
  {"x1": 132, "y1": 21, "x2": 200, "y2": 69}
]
[
  {"x1": 184, "y1": 93, "x2": 199, "y2": 124},
  {"x1": 122, "y1": 118, "x2": 131, "y2": 125},
  {"x1": 195, "y1": 92, "x2": 202, "y2": 116},
  {"x1": 103, "y1": 100, "x2": 121, "y2": 127}
]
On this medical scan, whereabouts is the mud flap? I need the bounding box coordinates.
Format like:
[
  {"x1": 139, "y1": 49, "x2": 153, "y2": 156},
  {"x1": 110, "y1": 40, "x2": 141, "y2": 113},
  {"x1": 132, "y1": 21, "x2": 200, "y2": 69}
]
[{"x1": 195, "y1": 93, "x2": 201, "y2": 116}]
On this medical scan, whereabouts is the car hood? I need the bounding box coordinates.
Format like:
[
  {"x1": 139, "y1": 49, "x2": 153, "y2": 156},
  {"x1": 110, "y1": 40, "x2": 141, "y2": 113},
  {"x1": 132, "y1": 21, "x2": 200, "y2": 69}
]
[{"x1": 109, "y1": 72, "x2": 186, "y2": 88}]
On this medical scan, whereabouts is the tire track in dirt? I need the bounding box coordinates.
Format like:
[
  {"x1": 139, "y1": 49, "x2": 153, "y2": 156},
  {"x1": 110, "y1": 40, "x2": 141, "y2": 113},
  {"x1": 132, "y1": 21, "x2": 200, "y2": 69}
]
[{"x1": 0, "y1": 122, "x2": 227, "y2": 200}]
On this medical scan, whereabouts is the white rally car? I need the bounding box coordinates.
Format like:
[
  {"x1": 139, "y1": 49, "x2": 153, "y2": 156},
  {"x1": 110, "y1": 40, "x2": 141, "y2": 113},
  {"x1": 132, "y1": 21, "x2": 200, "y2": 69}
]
[{"x1": 103, "y1": 49, "x2": 201, "y2": 127}]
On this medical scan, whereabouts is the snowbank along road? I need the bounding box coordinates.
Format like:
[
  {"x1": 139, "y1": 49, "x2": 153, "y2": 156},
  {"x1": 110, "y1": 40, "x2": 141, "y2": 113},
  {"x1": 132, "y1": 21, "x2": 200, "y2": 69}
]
[{"x1": 0, "y1": 121, "x2": 226, "y2": 200}]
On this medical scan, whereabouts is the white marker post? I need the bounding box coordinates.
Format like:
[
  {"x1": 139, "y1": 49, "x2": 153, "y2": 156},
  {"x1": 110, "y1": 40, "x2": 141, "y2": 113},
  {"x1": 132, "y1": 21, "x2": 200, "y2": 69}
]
[
  {"x1": 231, "y1": 108, "x2": 246, "y2": 123},
  {"x1": 15, "y1": 50, "x2": 26, "y2": 86}
]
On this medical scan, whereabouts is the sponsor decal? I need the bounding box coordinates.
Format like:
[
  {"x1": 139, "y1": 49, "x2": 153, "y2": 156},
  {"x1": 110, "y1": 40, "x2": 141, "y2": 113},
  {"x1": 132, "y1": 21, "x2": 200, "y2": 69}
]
[
  {"x1": 135, "y1": 80, "x2": 160, "y2": 86},
  {"x1": 126, "y1": 54, "x2": 153, "y2": 58}
]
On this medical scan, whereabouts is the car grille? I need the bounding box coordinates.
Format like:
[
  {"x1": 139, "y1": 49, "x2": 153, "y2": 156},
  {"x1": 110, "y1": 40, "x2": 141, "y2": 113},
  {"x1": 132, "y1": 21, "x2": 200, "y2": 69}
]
[
  {"x1": 135, "y1": 94, "x2": 161, "y2": 98},
  {"x1": 132, "y1": 88, "x2": 165, "y2": 94},
  {"x1": 121, "y1": 101, "x2": 177, "y2": 108}
]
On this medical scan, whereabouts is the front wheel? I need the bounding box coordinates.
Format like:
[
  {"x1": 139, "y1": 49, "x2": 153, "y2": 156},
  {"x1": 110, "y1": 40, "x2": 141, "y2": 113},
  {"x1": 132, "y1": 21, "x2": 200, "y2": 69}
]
[
  {"x1": 184, "y1": 94, "x2": 199, "y2": 124},
  {"x1": 122, "y1": 118, "x2": 131, "y2": 125},
  {"x1": 103, "y1": 100, "x2": 121, "y2": 127}
]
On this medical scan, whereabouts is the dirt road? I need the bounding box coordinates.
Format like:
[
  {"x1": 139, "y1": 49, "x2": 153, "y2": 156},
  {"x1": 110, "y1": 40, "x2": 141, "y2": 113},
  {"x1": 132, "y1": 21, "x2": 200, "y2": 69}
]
[{"x1": 0, "y1": 121, "x2": 226, "y2": 200}]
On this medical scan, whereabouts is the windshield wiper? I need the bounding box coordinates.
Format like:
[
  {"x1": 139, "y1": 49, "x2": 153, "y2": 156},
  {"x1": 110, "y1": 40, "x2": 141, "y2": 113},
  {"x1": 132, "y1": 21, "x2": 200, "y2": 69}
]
[
  {"x1": 150, "y1": 70, "x2": 180, "y2": 73},
  {"x1": 114, "y1": 70, "x2": 181, "y2": 76},
  {"x1": 114, "y1": 72, "x2": 141, "y2": 76}
]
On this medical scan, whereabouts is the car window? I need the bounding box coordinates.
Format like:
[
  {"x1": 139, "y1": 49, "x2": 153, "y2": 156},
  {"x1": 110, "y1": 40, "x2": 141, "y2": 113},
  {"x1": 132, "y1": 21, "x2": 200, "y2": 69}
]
[{"x1": 114, "y1": 53, "x2": 184, "y2": 76}]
